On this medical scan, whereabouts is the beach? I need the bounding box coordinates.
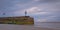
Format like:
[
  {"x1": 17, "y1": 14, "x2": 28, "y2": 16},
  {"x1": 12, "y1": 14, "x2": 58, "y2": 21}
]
[{"x1": 0, "y1": 24, "x2": 60, "y2": 30}]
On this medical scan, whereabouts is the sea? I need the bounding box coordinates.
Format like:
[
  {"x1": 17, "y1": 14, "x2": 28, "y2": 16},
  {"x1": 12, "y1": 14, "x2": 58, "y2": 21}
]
[
  {"x1": 0, "y1": 22, "x2": 60, "y2": 30},
  {"x1": 34, "y1": 22, "x2": 60, "y2": 29}
]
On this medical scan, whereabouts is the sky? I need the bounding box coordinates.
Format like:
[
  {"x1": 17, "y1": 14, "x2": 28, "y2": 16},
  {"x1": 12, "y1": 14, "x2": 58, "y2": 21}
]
[{"x1": 0, "y1": 0, "x2": 60, "y2": 22}]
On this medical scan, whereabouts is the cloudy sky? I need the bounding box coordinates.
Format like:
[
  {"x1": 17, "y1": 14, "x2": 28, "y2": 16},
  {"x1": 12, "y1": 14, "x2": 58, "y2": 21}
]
[{"x1": 0, "y1": 0, "x2": 60, "y2": 22}]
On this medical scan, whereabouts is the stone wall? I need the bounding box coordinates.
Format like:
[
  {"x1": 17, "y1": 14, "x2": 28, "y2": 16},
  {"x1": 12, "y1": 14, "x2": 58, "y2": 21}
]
[{"x1": 0, "y1": 16, "x2": 34, "y2": 25}]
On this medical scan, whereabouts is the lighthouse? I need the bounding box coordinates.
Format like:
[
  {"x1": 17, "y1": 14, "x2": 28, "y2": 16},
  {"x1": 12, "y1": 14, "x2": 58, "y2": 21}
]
[{"x1": 25, "y1": 10, "x2": 27, "y2": 16}]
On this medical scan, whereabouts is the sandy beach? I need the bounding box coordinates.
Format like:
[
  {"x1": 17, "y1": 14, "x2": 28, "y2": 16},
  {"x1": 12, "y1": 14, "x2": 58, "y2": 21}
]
[{"x1": 0, "y1": 24, "x2": 60, "y2": 30}]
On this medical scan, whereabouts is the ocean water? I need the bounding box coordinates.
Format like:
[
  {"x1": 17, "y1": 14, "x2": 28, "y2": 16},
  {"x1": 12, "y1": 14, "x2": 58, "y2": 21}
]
[
  {"x1": 0, "y1": 22, "x2": 60, "y2": 30},
  {"x1": 34, "y1": 22, "x2": 60, "y2": 29}
]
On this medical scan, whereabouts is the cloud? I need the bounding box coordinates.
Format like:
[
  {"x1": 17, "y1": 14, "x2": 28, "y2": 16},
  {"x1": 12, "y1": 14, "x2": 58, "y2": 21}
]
[
  {"x1": 26, "y1": 7, "x2": 41, "y2": 13},
  {"x1": 48, "y1": 16, "x2": 57, "y2": 18},
  {"x1": 36, "y1": 19, "x2": 47, "y2": 22},
  {"x1": 38, "y1": 0, "x2": 60, "y2": 3},
  {"x1": 13, "y1": 6, "x2": 49, "y2": 16},
  {"x1": 26, "y1": 7, "x2": 48, "y2": 15},
  {"x1": 33, "y1": 0, "x2": 40, "y2": 1},
  {"x1": 36, "y1": 15, "x2": 60, "y2": 22}
]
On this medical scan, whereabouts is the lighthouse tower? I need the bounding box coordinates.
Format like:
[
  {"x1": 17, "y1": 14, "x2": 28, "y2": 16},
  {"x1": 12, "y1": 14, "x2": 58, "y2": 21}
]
[{"x1": 25, "y1": 10, "x2": 27, "y2": 16}]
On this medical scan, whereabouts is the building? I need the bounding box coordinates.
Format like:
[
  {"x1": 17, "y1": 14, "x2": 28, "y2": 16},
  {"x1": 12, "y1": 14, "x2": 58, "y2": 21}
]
[{"x1": 0, "y1": 11, "x2": 34, "y2": 25}]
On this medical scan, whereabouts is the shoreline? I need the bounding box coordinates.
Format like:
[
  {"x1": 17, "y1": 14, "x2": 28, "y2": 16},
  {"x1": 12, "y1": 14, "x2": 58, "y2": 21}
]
[{"x1": 0, "y1": 24, "x2": 60, "y2": 30}]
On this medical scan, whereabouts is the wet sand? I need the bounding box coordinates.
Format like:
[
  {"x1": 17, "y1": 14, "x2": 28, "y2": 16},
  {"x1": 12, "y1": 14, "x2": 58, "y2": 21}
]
[{"x1": 0, "y1": 24, "x2": 60, "y2": 30}]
